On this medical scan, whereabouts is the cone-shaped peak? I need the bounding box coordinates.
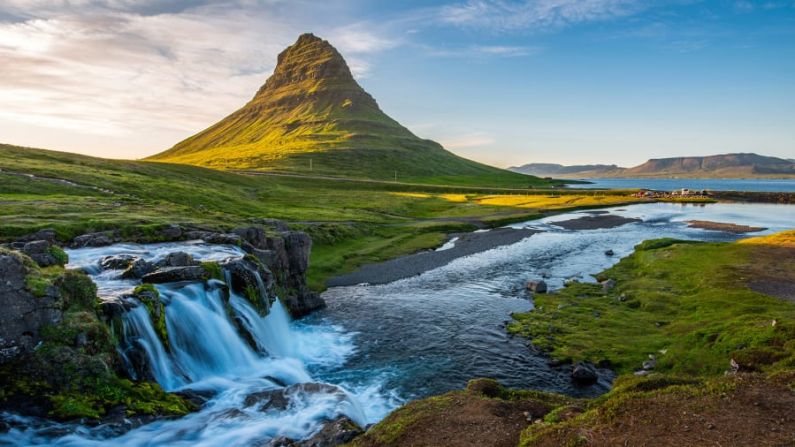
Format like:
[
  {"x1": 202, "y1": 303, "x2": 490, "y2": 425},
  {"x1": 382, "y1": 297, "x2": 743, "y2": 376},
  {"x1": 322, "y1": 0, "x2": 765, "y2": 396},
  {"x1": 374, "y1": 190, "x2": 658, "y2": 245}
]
[{"x1": 256, "y1": 33, "x2": 355, "y2": 96}]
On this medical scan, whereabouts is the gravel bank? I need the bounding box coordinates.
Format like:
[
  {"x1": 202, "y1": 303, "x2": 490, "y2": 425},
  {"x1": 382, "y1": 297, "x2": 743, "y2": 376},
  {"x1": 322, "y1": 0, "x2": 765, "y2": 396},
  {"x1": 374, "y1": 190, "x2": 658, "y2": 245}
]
[{"x1": 326, "y1": 227, "x2": 539, "y2": 286}]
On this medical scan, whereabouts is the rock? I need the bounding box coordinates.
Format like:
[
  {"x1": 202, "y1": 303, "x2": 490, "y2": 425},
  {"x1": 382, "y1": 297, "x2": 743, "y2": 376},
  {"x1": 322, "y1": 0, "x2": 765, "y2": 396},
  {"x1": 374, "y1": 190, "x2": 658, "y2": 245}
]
[
  {"x1": 526, "y1": 280, "x2": 548, "y2": 294},
  {"x1": 174, "y1": 389, "x2": 217, "y2": 408},
  {"x1": 244, "y1": 383, "x2": 347, "y2": 413},
  {"x1": 71, "y1": 231, "x2": 117, "y2": 248},
  {"x1": 221, "y1": 257, "x2": 273, "y2": 300},
  {"x1": 281, "y1": 289, "x2": 325, "y2": 318},
  {"x1": 604, "y1": 249, "x2": 614, "y2": 256},
  {"x1": 16, "y1": 229, "x2": 58, "y2": 244},
  {"x1": 97, "y1": 296, "x2": 137, "y2": 320},
  {"x1": 0, "y1": 250, "x2": 62, "y2": 363},
  {"x1": 602, "y1": 278, "x2": 617, "y2": 292},
  {"x1": 233, "y1": 227, "x2": 269, "y2": 249},
  {"x1": 159, "y1": 251, "x2": 199, "y2": 267},
  {"x1": 571, "y1": 362, "x2": 599, "y2": 385},
  {"x1": 21, "y1": 240, "x2": 61, "y2": 267},
  {"x1": 99, "y1": 254, "x2": 137, "y2": 270},
  {"x1": 642, "y1": 355, "x2": 657, "y2": 371},
  {"x1": 467, "y1": 378, "x2": 504, "y2": 398},
  {"x1": 160, "y1": 224, "x2": 183, "y2": 240},
  {"x1": 284, "y1": 232, "x2": 312, "y2": 276},
  {"x1": 121, "y1": 258, "x2": 156, "y2": 280},
  {"x1": 296, "y1": 415, "x2": 363, "y2": 447},
  {"x1": 142, "y1": 266, "x2": 207, "y2": 284}
]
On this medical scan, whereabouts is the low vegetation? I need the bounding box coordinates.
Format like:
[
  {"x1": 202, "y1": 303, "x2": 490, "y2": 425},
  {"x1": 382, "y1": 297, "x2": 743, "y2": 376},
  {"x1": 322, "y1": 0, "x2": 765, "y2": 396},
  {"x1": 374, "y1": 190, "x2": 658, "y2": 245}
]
[{"x1": 353, "y1": 233, "x2": 795, "y2": 446}]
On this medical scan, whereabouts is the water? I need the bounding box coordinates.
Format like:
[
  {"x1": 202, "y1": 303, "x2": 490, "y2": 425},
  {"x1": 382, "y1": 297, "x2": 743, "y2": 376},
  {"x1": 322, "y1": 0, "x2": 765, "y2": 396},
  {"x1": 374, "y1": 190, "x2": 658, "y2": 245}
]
[
  {"x1": 569, "y1": 178, "x2": 795, "y2": 192},
  {"x1": 309, "y1": 202, "x2": 794, "y2": 399},
  {"x1": 1, "y1": 203, "x2": 793, "y2": 445}
]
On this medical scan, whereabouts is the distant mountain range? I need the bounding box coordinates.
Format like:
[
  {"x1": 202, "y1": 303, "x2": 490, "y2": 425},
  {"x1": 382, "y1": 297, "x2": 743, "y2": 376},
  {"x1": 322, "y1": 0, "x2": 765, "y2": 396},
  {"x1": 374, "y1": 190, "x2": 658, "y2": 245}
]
[
  {"x1": 510, "y1": 153, "x2": 795, "y2": 179},
  {"x1": 149, "y1": 33, "x2": 546, "y2": 188}
]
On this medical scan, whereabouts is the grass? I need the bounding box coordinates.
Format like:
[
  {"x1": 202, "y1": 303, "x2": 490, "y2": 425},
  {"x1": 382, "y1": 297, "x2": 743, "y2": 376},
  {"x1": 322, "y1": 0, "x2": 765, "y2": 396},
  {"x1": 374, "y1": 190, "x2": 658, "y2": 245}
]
[
  {"x1": 508, "y1": 236, "x2": 795, "y2": 376},
  {"x1": 1, "y1": 144, "x2": 644, "y2": 288}
]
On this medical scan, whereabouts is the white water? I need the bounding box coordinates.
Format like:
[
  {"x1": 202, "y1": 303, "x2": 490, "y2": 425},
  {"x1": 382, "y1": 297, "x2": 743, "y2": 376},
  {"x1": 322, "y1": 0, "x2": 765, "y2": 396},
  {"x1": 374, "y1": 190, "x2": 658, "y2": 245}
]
[{"x1": 0, "y1": 242, "x2": 396, "y2": 446}]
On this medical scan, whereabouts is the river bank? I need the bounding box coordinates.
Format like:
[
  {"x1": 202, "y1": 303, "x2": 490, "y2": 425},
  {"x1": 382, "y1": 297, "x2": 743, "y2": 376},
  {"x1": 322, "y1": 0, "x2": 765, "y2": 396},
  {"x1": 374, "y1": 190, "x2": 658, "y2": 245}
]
[{"x1": 349, "y1": 228, "x2": 795, "y2": 446}]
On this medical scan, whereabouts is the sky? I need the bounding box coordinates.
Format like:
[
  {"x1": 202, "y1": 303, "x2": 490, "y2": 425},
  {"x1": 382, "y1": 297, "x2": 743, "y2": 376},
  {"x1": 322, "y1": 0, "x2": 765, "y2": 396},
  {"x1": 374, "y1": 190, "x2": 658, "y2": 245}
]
[{"x1": 0, "y1": 0, "x2": 793, "y2": 167}]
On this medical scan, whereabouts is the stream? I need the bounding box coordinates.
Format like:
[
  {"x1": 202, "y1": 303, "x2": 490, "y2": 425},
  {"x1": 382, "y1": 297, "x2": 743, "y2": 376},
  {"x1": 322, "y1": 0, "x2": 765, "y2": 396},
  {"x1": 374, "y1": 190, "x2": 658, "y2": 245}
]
[{"x1": 1, "y1": 202, "x2": 793, "y2": 446}]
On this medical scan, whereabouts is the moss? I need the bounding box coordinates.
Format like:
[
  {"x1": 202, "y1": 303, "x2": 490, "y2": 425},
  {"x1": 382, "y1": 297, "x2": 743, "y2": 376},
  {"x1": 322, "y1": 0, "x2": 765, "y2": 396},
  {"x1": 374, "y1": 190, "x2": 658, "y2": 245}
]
[
  {"x1": 48, "y1": 245, "x2": 69, "y2": 265},
  {"x1": 58, "y1": 270, "x2": 99, "y2": 309},
  {"x1": 201, "y1": 261, "x2": 223, "y2": 280},
  {"x1": 133, "y1": 285, "x2": 169, "y2": 351},
  {"x1": 25, "y1": 275, "x2": 50, "y2": 297}
]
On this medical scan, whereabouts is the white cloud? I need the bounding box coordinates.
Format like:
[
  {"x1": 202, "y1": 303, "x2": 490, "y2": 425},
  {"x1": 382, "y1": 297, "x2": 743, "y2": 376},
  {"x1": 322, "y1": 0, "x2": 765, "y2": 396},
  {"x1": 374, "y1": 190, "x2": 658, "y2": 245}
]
[
  {"x1": 438, "y1": 0, "x2": 642, "y2": 32},
  {"x1": 0, "y1": 1, "x2": 399, "y2": 157},
  {"x1": 439, "y1": 132, "x2": 496, "y2": 149}
]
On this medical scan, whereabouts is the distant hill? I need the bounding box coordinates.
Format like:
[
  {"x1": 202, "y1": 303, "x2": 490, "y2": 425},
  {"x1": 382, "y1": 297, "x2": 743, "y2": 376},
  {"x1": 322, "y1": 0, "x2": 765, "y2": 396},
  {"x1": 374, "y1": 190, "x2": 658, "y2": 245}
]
[
  {"x1": 510, "y1": 154, "x2": 795, "y2": 179},
  {"x1": 509, "y1": 163, "x2": 623, "y2": 178},
  {"x1": 148, "y1": 33, "x2": 548, "y2": 188}
]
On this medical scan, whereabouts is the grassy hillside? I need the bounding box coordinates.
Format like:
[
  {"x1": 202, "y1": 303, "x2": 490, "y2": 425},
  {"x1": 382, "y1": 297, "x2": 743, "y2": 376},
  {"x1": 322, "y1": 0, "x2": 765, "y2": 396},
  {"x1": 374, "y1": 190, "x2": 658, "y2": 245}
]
[
  {"x1": 0, "y1": 144, "x2": 642, "y2": 288},
  {"x1": 148, "y1": 34, "x2": 544, "y2": 188}
]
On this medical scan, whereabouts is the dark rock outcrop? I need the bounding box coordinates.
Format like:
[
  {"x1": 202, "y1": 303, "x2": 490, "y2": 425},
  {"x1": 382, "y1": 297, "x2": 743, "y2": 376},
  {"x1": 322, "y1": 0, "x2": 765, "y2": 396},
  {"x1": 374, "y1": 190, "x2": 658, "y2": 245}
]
[
  {"x1": 295, "y1": 416, "x2": 364, "y2": 447},
  {"x1": 71, "y1": 231, "x2": 118, "y2": 248},
  {"x1": 100, "y1": 254, "x2": 136, "y2": 270},
  {"x1": 158, "y1": 251, "x2": 199, "y2": 267},
  {"x1": 21, "y1": 240, "x2": 62, "y2": 267},
  {"x1": 142, "y1": 266, "x2": 207, "y2": 284},
  {"x1": 121, "y1": 258, "x2": 156, "y2": 280},
  {"x1": 571, "y1": 362, "x2": 599, "y2": 385},
  {"x1": 527, "y1": 280, "x2": 548, "y2": 294},
  {"x1": 0, "y1": 250, "x2": 62, "y2": 363}
]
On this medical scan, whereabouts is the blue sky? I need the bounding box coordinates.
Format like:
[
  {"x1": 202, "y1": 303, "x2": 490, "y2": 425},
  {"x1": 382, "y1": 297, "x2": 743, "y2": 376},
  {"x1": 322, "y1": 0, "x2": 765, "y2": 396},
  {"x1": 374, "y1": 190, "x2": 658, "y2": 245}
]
[{"x1": 0, "y1": 0, "x2": 793, "y2": 167}]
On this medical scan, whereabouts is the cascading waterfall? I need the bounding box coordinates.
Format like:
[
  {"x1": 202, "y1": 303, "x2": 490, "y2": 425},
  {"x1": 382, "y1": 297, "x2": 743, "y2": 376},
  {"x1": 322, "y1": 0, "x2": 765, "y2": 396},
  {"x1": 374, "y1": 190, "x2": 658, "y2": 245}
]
[{"x1": 0, "y1": 242, "x2": 394, "y2": 447}]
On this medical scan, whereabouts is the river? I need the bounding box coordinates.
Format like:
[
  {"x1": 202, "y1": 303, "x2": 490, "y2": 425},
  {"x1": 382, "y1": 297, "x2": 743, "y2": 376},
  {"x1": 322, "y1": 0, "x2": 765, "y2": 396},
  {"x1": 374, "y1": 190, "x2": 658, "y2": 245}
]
[
  {"x1": 1, "y1": 202, "x2": 793, "y2": 446},
  {"x1": 568, "y1": 178, "x2": 795, "y2": 192}
]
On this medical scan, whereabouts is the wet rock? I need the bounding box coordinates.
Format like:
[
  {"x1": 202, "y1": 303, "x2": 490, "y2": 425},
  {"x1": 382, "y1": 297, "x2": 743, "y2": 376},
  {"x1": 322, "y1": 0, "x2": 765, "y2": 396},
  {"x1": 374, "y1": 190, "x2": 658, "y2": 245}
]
[
  {"x1": 281, "y1": 290, "x2": 325, "y2": 318},
  {"x1": 604, "y1": 249, "x2": 614, "y2": 256},
  {"x1": 142, "y1": 266, "x2": 207, "y2": 284},
  {"x1": 159, "y1": 251, "x2": 199, "y2": 267},
  {"x1": 174, "y1": 389, "x2": 217, "y2": 408},
  {"x1": 120, "y1": 258, "x2": 156, "y2": 280},
  {"x1": 21, "y1": 240, "x2": 62, "y2": 267},
  {"x1": 526, "y1": 280, "x2": 548, "y2": 294},
  {"x1": 233, "y1": 227, "x2": 269, "y2": 249},
  {"x1": 244, "y1": 383, "x2": 347, "y2": 413},
  {"x1": 571, "y1": 362, "x2": 599, "y2": 385},
  {"x1": 99, "y1": 254, "x2": 137, "y2": 270},
  {"x1": 0, "y1": 250, "x2": 62, "y2": 363},
  {"x1": 71, "y1": 231, "x2": 117, "y2": 248},
  {"x1": 284, "y1": 232, "x2": 312, "y2": 276},
  {"x1": 296, "y1": 415, "x2": 363, "y2": 447},
  {"x1": 97, "y1": 295, "x2": 137, "y2": 320},
  {"x1": 221, "y1": 257, "x2": 274, "y2": 303}
]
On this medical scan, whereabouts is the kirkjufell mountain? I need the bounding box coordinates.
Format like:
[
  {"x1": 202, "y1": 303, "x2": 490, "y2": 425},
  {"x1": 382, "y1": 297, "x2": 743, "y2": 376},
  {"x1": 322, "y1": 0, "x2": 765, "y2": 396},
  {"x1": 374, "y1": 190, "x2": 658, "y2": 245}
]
[{"x1": 150, "y1": 33, "x2": 543, "y2": 187}]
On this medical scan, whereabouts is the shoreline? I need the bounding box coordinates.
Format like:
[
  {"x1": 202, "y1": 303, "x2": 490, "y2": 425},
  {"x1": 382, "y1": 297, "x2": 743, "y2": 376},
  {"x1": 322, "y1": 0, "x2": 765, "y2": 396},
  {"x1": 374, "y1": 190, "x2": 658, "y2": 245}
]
[{"x1": 326, "y1": 213, "x2": 641, "y2": 287}]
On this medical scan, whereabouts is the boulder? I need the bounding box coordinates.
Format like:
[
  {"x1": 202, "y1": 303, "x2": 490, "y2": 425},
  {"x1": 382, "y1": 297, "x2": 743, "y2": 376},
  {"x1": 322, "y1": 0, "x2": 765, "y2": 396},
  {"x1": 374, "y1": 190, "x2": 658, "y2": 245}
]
[
  {"x1": 21, "y1": 240, "x2": 61, "y2": 267},
  {"x1": 571, "y1": 362, "x2": 599, "y2": 385},
  {"x1": 0, "y1": 250, "x2": 62, "y2": 363},
  {"x1": 526, "y1": 280, "x2": 548, "y2": 294},
  {"x1": 121, "y1": 258, "x2": 156, "y2": 280},
  {"x1": 233, "y1": 227, "x2": 269, "y2": 249},
  {"x1": 244, "y1": 383, "x2": 348, "y2": 413},
  {"x1": 281, "y1": 289, "x2": 326, "y2": 318},
  {"x1": 71, "y1": 231, "x2": 117, "y2": 248},
  {"x1": 142, "y1": 266, "x2": 207, "y2": 284},
  {"x1": 295, "y1": 416, "x2": 363, "y2": 447},
  {"x1": 16, "y1": 229, "x2": 58, "y2": 244},
  {"x1": 158, "y1": 251, "x2": 199, "y2": 267},
  {"x1": 220, "y1": 257, "x2": 274, "y2": 312},
  {"x1": 604, "y1": 249, "x2": 614, "y2": 256},
  {"x1": 160, "y1": 224, "x2": 183, "y2": 240},
  {"x1": 100, "y1": 254, "x2": 137, "y2": 270}
]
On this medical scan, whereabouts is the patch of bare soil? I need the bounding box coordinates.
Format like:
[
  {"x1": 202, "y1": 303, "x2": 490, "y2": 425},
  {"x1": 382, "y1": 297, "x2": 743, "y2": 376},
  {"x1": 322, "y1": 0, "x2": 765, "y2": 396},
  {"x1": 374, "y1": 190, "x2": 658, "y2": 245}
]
[
  {"x1": 686, "y1": 220, "x2": 767, "y2": 233},
  {"x1": 354, "y1": 393, "x2": 551, "y2": 447},
  {"x1": 532, "y1": 375, "x2": 795, "y2": 447},
  {"x1": 743, "y1": 246, "x2": 795, "y2": 303}
]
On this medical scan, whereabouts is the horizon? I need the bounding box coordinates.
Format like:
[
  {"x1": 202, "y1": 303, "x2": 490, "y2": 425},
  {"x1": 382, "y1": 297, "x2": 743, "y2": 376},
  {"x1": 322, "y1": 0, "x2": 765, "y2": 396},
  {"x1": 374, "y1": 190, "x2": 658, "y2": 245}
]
[{"x1": 1, "y1": 1, "x2": 794, "y2": 167}]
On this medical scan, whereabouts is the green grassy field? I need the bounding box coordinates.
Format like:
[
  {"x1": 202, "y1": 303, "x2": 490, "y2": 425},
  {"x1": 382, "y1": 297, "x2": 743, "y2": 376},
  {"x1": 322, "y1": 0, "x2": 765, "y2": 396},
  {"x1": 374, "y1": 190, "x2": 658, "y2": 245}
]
[{"x1": 0, "y1": 144, "x2": 643, "y2": 288}]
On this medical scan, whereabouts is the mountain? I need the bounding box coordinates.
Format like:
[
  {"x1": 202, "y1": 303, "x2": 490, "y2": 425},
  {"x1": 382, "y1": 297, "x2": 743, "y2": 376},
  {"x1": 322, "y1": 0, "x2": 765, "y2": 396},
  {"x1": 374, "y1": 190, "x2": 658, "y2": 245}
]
[
  {"x1": 620, "y1": 153, "x2": 795, "y2": 178},
  {"x1": 510, "y1": 153, "x2": 795, "y2": 179},
  {"x1": 149, "y1": 33, "x2": 547, "y2": 188},
  {"x1": 509, "y1": 163, "x2": 623, "y2": 178}
]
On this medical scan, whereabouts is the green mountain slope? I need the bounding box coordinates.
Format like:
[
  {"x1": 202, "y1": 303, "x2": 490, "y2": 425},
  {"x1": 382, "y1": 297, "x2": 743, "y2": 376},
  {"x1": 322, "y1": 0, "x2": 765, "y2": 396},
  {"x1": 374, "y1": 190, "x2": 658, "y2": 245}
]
[{"x1": 148, "y1": 33, "x2": 546, "y2": 188}]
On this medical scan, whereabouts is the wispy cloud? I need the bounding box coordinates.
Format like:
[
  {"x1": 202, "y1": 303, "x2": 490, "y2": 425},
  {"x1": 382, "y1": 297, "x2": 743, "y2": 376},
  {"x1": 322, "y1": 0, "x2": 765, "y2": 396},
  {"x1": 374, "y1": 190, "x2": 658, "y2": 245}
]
[
  {"x1": 437, "y1": 0, "x2": 643, "y2": 32},
  {"x1": 425, "y1": 43, "x2": 541, "y2": 58},
  {"x1": 0, "y1": 1, "x2": 398, "y2": 155}
]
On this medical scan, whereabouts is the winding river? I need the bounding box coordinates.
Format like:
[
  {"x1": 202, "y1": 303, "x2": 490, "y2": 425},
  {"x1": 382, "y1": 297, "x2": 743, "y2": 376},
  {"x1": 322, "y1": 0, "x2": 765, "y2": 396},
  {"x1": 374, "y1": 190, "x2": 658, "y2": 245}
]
[{"x1": 1, "y1": 202, "x2": 793, "y2": 446}]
